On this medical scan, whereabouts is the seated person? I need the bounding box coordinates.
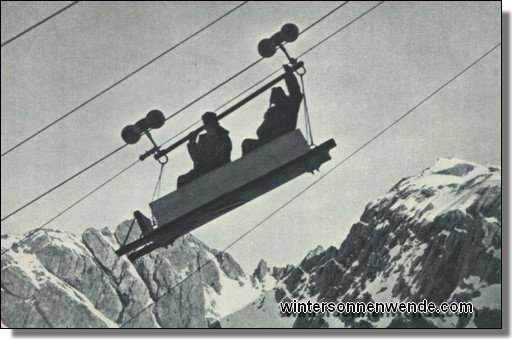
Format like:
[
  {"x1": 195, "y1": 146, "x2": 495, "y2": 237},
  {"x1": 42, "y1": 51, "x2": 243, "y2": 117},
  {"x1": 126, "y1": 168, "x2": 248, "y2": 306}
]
[
  {"x1": 242, "y1": 64, "x2": 303, "y2": 155},
  {"x1": 177, "y1": 112, "x2": 232, "y2": 188}
]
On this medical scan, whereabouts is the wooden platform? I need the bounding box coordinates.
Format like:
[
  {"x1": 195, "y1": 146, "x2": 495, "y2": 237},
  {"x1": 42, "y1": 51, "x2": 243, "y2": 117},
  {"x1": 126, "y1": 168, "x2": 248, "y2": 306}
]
[{"x1": 116, "y1": 130, "x2": 336, "y2": 259}]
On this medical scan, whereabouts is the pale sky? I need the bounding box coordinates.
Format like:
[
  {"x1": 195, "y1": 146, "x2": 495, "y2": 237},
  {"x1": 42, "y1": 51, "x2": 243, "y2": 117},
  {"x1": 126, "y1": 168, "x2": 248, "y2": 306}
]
[{"x1": 1, "y1": 1, "x2": 502, "y2": 272}]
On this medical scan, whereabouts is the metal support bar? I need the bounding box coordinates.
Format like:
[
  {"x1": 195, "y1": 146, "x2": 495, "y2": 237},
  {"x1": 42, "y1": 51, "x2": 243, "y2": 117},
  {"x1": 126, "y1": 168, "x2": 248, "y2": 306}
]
[
  {"x1": 140, "y1": 61, "x2": 304, "y2": 161},
  {"x1": 145, "y1": 131, "x2": 159, "y2": 149},
  {"x1": 277, "y1": 44, "x2": 295, "y2": 65}
]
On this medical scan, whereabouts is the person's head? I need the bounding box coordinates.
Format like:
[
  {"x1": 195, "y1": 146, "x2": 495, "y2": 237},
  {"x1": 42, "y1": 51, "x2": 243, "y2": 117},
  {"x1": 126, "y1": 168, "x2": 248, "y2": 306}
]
[
  {"x1": 270, "y1": 87, "x2": 287, "y2": 106},
  {"x1": 202, "y1": 111, "x2": 219, "y2": 132}
]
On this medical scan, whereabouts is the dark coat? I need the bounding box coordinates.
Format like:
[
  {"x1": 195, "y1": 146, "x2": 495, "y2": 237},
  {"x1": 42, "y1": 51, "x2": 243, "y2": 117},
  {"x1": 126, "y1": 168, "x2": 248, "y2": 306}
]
[
  {"x1": 256, "y1": 71, "x2": 303, "y2": 142},
  {"x1": 187, "y1": 126, "x2": 232, "y2": 173}
]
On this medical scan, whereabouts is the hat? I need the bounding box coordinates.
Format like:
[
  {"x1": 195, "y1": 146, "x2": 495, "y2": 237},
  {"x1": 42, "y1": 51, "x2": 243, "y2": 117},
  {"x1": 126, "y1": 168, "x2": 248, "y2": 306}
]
[{"x1": 202, "y1": 111, "x2": 218, "y2": 124}]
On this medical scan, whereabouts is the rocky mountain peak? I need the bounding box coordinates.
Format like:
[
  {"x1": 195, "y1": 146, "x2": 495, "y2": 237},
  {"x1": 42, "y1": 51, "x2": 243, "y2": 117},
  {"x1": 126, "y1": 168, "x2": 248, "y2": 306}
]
[
  {"x1": 423, "y1": 157, "x2": 498, "y2": 177},
  {"x1": 1, "y1": 219, "x2": 261, "y2": 328},
  {"x1": 304, "y1": 245, "x2": 324, "y2": 261},
  {"x1": 239, "y1": 158, "x2": 501, "y2": 328},
  {"x1": 2, "y1": 158, "x2": 501, "y2": 328},
  {"x1": 253, "y1": 259, "x2": 269, "y2": 282}
]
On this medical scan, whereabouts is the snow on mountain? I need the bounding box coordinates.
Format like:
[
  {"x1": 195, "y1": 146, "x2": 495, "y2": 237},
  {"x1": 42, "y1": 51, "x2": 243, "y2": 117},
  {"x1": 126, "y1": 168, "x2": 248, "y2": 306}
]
[
  {"x1": 1, "y1": 220, "x2": 262, "y2": 328},
  {"x1": 224, "y1": 158, "x2": 501, "y2": 328},
  {"x1": 222, "y1": 290, "x2": 295, "y2": 328},
  {"x1": 1, "y1": 158, "x2": 501, "y2": 328},
  {"x1": 200, "y1": 247, "x2": 261, "y2": 320},
  {"x1": 2, "y1": 230, "x2": 123, "y2": 327},
  {"x1": 372, "y1": 157, "x2": 501, "y2": 223}
]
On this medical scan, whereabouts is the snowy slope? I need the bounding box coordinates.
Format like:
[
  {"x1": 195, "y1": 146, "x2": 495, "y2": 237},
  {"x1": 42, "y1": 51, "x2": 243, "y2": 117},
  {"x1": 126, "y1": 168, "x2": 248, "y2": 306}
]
[
  {"x1": 1, "y1": 222, "x2": 262, "y2": 328},
  {"x1": 225, "y1": 158, "x2": 501, "y2": 328},
  {"x1": 195, "y1": 242, "x2": 262, "y2": 321},
  {"x1": 1, "y1": 157, "x2": 501, "y2": 328},
  {"x1": 369, "y1": 157, "x2": 500, "y2": 223},
  {"x1": 2, "y1": 230, "x2": 121, "y2": 328},
  {"x1": 222, "y1": 290, "x2": 295, "y2": 328}
]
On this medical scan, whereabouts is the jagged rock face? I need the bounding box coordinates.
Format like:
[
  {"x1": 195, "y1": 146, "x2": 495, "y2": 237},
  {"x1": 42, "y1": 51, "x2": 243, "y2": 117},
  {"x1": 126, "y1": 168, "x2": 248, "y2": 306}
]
[
  {"x1": 81, "y1": 227, "x2": 159, "y2": 327},
  {"x1": 272, "y1": 264, "x2": 294, "y2": 280},
  {"x1": 212, "y1": 250, "x2": 245, "y2": 281},
  {"x1": 1, "y1": 217, "x2": 256, "y2": 328},
  {"x1": 1, "y1": 158, "x2": 501, "y2": 329},
  {"x1": 1, "y1": 231, "x2": 119, "y2": 328},
  {"x1": 253, "y1": 259, "x2": 269, "y2": 282},
  {"x1": 273, "y1": 158, "x2": 501, "y2": 328}
]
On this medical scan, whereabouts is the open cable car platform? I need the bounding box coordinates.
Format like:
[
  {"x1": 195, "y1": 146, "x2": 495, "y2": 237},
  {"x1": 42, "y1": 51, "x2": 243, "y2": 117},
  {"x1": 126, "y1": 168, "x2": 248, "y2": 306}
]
[{"x1": 116, "y1": 130, "x2": 336, "y2": 260}]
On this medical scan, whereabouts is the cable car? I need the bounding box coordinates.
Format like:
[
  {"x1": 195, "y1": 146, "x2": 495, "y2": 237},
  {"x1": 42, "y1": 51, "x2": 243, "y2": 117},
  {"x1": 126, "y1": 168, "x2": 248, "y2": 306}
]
[{"x1": 115, "y1": 24, "x2": 337, "y2": 260}]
